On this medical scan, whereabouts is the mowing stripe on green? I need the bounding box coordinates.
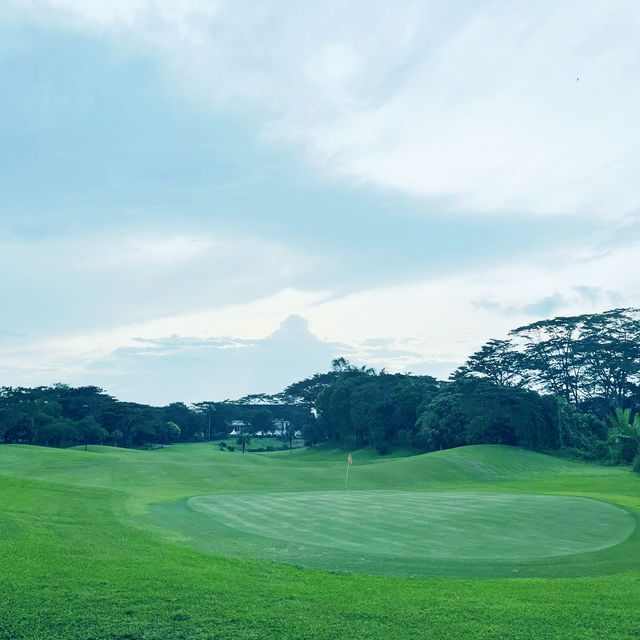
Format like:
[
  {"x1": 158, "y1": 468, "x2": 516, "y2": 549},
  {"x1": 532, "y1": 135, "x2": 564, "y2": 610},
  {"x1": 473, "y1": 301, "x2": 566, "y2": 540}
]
[{"x1": 187, "y1": 490, "x2": 635, "y2": 561}]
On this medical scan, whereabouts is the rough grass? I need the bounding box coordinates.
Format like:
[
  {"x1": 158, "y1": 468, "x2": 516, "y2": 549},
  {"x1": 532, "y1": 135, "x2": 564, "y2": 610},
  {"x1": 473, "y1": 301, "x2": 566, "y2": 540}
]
[{"x1": 1, "y1": 443, "x2": 639, "y2": 639}]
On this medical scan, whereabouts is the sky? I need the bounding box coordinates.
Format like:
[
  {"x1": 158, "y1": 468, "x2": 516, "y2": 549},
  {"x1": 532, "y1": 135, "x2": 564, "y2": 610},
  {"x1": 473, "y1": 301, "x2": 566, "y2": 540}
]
[{"x1": 1, "y1": 1, "x2": 640, "y2": 405}]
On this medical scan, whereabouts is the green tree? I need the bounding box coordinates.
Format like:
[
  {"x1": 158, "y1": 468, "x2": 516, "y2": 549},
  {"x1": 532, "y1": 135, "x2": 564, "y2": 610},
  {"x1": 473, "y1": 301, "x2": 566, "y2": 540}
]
[
  {"x1": 50, "y1": 384, "x2": 114, "y2": 423},
  {"x1": 35, "y1": 418, "x2": 76, "y2": 447},
  {"x1": 236, "y1": 433, "x2": 251, "y2": 453},
  {"x1": 507, "y1": 308, "x2": 640, "y2": 410},
  {"x1": 111, "y1": 429, "x2": 124, "y2": 447},
  {"x1": 554, "y1": 397, "x2": 607, "y2": 456},
  {"x1": 510, "y1": 315, "x2": 587, "y2": 405},
  {"x1": 415, "y1": 391, "x2": 467, "y2": 452},
  {"x1": 580, "y1": 309, "x2": 640, "y2": 409},
  {"x1": 102, "y1": 402, "x2": 159, "y2": 448},
  {"x1": 454, "y1": 339, "x2": 529, "y2": 387},
  {"x1": 164, "y1": 421, "x2": 181, "y2": 444},
  {"x1": 76, "y1": 415, "x2": 108, "y2": 450},
  {"x1": 249, "y1": 408, "x2": 272, "y2": 434},
  {"x1": 163, "y1": 402, "x2": 196, "y2": 441},
  {"x1": 192, "y1": 401, "x2": 217, "y2": 440},
  {"x1": 281, "y1": 421, "x2": 296, "y2": 453},
  {"x1": 608, "y1": 408, "x2": 640, "y2": 472}
]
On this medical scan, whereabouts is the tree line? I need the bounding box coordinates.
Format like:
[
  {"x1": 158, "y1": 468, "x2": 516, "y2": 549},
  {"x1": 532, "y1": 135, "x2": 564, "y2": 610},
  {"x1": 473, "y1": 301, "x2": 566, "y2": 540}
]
[
  {"x1": 0, "y1": 384, "x2": 312, "y2": 450},
  {"x1": 454, "y1": 308, "x2": 640, "y2": 411},
  {"x1": 282, "y1": 309, "x2": 640, "y2": 470},
  {"x1": 2, "y1": 308, "x2": 640, "y2": 471},
  {"x1": 283, "y1": 359, "x2": 613, "y2": 460}
]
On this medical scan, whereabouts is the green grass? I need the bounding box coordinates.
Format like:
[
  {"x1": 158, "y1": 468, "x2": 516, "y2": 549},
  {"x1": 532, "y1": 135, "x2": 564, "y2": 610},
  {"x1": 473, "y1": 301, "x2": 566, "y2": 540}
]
[
  {"x1": 1, "y1": 443, "x2": 640, "y2": 638},
  {"x1": 177, "y1": 490, "x2": 635, "y2": 571},
  {"x1": 213, "y1": 437, "x2": 305, "y2": 451}
]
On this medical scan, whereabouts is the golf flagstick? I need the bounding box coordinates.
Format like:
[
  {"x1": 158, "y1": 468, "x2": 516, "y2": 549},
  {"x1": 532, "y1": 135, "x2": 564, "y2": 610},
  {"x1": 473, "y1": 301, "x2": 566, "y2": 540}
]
[{"x1": 344, "y1": 452, "x2": 352, "y2": 490}]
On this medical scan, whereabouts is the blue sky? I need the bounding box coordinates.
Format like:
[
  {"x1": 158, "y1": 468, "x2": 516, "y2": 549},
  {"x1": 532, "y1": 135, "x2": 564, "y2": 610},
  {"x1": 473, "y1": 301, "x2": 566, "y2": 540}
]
[{"x1": 1, "y1": 1, "x2": 639, "y2": 404}]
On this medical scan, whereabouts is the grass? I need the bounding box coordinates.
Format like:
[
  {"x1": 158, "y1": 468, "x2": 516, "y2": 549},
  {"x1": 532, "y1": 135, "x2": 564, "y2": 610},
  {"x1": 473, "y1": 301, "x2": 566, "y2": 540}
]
[
  {"x1": 178, "y1": 490, "x2": 635, "y2": 571},
  {"x1": 1, "y1": 442, "x2": 640, "y2": 638},
  {"x1": 213, "y1": 436, "x2": 305, "y2": 451}
]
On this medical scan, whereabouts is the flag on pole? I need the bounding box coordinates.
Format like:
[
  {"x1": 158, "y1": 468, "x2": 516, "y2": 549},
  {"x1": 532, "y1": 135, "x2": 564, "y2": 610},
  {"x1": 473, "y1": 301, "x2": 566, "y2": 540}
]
[{"x1": 345, "y1": 453, "x2": 353, "y2": 490}]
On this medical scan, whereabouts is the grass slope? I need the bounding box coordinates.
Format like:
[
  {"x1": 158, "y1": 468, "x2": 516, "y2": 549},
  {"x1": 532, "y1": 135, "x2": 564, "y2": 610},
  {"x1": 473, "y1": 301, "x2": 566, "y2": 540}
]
[{"x1": 1, "y1": 443, "x2": 640, "y2": 639}]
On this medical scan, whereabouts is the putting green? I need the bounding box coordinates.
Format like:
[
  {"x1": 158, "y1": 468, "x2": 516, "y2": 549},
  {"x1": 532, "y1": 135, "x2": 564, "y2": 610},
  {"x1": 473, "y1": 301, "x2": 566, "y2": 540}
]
[{"x1": 186, "y1": 490, "x2": 635, "y2": 561}]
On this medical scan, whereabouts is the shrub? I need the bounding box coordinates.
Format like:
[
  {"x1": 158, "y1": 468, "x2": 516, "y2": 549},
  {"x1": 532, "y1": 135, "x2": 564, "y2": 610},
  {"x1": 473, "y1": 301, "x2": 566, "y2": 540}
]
[
  {"x1": 375, "y1": 442, "x2": 390, "y2": 455},
  {"x1": 227, "y1": 445, "x2": 235, "y2": 452},
  {"x1": 609, "y1": 437, "x2": 638, "y2": 466}
]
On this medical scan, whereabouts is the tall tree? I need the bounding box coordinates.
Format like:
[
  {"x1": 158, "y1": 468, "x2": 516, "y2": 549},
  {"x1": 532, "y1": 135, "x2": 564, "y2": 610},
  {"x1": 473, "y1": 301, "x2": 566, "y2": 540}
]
[
  {"x1": 76, "y1": 415, "x2": 108, "y2": 450},
  {"x1": 249, "y1": 408, "x2": 273, "y2": 434},
  {"x1": 192, "y1": 402, "x2": 217, "y2": 441},
  {"x1": 510, "y1": 315, "x2": 588, "y2": 405},
  {"x1": 415, "y1": 390, "x2": 467, "y2": 452},
  {"x1": 580, "y1": 309, "x2": 640, "y2": 408},
  {"x1": 454, "y1": 339, "x2": 529, "y2": 387}
]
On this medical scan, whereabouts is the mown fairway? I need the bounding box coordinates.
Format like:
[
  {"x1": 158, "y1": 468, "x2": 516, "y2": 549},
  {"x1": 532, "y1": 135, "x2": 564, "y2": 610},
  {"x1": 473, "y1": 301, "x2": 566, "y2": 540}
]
[{"x1": 1, "y1": 443, "x2": 640, "y2": 639}]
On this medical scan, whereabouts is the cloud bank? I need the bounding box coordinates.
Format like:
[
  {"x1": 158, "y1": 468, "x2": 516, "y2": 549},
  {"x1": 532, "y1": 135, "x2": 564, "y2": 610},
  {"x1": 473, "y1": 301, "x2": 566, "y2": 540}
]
[
  {"x1": 2, "y1": 2, "x2": 639, "y2": 402},
  {"x1": 7, "y1": 0, "x2": 640, "y2": 218}
]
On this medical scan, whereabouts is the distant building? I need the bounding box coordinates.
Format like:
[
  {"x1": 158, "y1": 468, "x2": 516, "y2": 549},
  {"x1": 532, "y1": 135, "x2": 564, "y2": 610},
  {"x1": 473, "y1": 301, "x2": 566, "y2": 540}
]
[
  {"x1": 227, "y1": 420, "x2": 249, "y2": 437},
  {"x1": 271, "y1": 419, "x2": 289, "y2": 436},
  {"x1": 227, "y1": 418, "x2": 294, "y2": 438}
]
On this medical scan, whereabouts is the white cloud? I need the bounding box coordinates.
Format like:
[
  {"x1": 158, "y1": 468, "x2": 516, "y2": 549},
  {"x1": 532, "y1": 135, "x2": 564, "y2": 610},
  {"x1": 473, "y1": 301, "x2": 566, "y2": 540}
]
[
  {"x1": 0, "y1": 288, "x2": 332, "y2": 400},
  {"x1": 0, "y1": 227, "x2": 324, "y2": 337},
  {"x1": 306, "y1": 238, "x2": 640, "y2": 363},
  {"x1": 103, "y1": 236, "x2": 216, "y2": 265},
  {"x1": 9, "y1": 0, "x2": 220, "y2": 33},
  {"x1": 4, "y1": 234, "x2": 639, "y2": 398},
  {"x1": 3, "y1": 1, "x2": 640, "y2": 400},
  {"x1": 8, "y1": 0, "x2": 640, "y2": 218},
  {"x1": 12, "y1": 287, "x2": 329, "y2": 364},
  {"x1": 294, "y1": 3, "x2": 640, "y2": 217}
]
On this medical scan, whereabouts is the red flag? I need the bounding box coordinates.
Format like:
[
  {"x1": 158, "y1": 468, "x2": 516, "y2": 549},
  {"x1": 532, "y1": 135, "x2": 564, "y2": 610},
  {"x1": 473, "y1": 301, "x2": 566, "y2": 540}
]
[{"x1": 347, "y1": 453, "x2": 353, "y2": 464}]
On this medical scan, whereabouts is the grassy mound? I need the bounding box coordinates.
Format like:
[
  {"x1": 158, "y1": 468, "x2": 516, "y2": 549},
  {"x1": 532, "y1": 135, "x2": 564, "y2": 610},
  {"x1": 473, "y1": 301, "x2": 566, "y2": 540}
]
[{"x1": 1, "y1": 443, "x2": 640, "y2": 638}]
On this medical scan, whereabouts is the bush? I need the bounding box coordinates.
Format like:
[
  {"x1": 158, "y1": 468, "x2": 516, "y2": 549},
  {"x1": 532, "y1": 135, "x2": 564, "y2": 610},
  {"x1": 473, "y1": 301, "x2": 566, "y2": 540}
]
[
  {"x1": 226, "y1": 445, "x2": 235, "y2": 452},
  {"x1": 609, "y1": 438, "x2": 638, "y2": 466},
  {"x1": 266, "y1": 446, "x2": 274, "y2": 451},
  {"x1": 375, "y1": 442, "x2": 390, "y2": 455},
  {"x1": 558, "y1": 438, "x2": 610, "y2": 464},
  {"x1": 633, "y1": 455, "x2": 640, "y2": 474}
]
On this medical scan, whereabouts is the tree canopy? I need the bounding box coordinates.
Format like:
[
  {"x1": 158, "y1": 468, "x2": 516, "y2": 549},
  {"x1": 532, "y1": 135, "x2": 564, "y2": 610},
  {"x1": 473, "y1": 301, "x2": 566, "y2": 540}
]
[{"x1": 2, "y1": 308, "x2": 640, "y2": 472}]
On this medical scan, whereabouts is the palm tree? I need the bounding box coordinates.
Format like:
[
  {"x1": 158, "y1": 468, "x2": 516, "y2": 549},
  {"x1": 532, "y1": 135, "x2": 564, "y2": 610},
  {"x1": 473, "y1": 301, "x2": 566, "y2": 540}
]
[
  {"x1": 608, "y1": 408, "x2": 640, "y2": 472},
  {"x1": 236, "y1": 433, "x2": 251, "y2": 454}
]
